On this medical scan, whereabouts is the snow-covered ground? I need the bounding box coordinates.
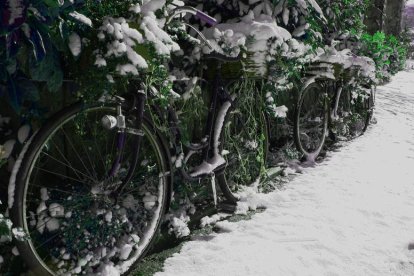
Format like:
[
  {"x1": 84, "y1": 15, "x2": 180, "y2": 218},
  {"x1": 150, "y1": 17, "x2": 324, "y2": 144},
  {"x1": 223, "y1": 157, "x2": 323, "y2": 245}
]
[{"x1": 154, "y1": 70, "x2": 414, "y2": 275}]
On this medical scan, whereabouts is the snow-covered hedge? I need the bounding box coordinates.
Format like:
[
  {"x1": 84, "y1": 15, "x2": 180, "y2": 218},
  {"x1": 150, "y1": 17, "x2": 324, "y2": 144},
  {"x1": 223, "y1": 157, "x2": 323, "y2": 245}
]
[{"x1": 0, "y1": 0, "x2": 408, "y2": 273}]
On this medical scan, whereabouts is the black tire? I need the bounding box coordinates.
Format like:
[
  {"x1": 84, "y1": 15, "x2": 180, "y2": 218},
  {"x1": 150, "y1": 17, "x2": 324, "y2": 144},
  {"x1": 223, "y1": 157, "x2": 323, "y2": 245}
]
[
  {"x1": 294, "y1": 82, "x2": 329, "y2": 161},
  {"x1": 363, "y1": 87, "x2": 376, "y2": 131},
  {"x1": 217, "y1": 81, "x2": 269, "y2": 204},
  {"x1": 10, "y1": 102, "x2": 170, "y2": 275},
  {"x1": 331, "y1": 85, "x2": 373, "y2": 139}
]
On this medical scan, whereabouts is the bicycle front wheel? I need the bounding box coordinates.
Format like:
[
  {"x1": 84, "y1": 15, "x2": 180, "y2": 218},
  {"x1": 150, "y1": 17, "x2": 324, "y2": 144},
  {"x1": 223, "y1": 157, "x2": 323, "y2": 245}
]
[
  {"x1": 217, "y1": 80, "x2": 269, "y2": 203},
  {"x1": 11, "y1": 102, "x2": 169, "y2": 275},
  {"x1": 294, "y1": 82, "x2": 329, "y2": 161}
]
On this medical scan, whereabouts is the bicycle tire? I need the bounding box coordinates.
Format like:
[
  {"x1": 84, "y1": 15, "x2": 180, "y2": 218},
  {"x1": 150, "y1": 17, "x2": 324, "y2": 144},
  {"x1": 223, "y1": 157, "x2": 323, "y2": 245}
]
[
  {"x1": 11, "y1": 102, "x2": 170, "y2": 275},
  {"x1": 332, "y1": 85, "x2": 373, "y2": 139},
  {"x1": 294, "y1": 81, "x2": 329, "y2": 161},
  {"x1": 217, "y1": 81, "x2": 269, "y2": 204}
]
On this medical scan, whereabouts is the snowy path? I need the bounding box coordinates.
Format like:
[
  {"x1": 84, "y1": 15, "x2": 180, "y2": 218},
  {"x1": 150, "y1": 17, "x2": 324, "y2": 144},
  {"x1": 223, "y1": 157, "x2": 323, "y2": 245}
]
[{"x1": 155, "y1": 71, "x2": 414, "y2": 276}]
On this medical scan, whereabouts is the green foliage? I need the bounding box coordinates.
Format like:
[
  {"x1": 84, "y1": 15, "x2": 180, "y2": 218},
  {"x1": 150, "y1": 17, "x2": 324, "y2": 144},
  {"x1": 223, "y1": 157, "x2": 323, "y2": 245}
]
[
  {"x1": 0, "y1": 0, "x2": 89, "y2": 114},
  {"x1": 359, "y1": 31, "x2": 408, "y2": 81},
  {"x1": 321, "y1": 0, "x2": 370, "y2": 36}
]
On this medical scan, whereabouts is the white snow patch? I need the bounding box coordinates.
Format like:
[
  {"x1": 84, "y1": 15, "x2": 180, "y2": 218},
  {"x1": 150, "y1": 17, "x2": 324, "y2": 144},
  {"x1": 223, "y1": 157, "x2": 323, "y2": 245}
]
[
  {"x1": 200, "y1": 213, "x2": 230, "y2": 228},
  {"x1": 1, "y1": 139, "x2": 15, "y2": 159},
  {"x1": 143, "y1": 193, "x2": 157, "y2": 210},
  {"x1": 17, "y1": 124, "x2": 30, "y2": 143},
  {"x1": 46, "y1": 218, "x2": 60, "y2": 232},
  {"x1": 69, "y1": 11, "x2": 92, "y2": 27},
  {"x1": 6, "y1": 0, "x2": 24, "y2": 25},
  {"x1": 68, "y1": 32, "x2": 82, "y2": 57},
  {"x1": 49, "y1": 203, "x2": 65, "y2": 217},
  {"x1": 11, "y1": 246, "x2": 19, "y2": 256}
]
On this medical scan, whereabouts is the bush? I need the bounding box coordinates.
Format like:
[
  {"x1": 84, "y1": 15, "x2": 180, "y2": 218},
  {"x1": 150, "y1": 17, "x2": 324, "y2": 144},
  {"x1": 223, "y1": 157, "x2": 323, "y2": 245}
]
[{"x1": 359, "y1": 31, "x2": 408, "y2": 81}]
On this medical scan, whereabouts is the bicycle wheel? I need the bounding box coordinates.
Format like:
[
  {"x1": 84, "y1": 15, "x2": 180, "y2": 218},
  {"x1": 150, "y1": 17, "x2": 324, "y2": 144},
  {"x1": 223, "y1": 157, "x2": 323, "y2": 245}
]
[
  {"x1": 11, "y1": 102, "x2": 169, "y2": 275},
  {"x1": 333, "y1": 86, "x2": 373, "y2": 139},
  {"x1": 294, "y1": 82, "x2": 328, "y2": 161},
  {"x1": 217, "y1": 80, "x2": 269, "y2": 203}
]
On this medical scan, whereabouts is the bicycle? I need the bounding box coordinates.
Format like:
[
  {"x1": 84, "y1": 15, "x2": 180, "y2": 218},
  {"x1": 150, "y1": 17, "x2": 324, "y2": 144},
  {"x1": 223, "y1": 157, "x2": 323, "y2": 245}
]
[
  {"x1": 294, "y1": 58, "x2": 375, "y2": 162},
  {"x1": 9, "y1": 6, "x2": 269, "y2": 275}
]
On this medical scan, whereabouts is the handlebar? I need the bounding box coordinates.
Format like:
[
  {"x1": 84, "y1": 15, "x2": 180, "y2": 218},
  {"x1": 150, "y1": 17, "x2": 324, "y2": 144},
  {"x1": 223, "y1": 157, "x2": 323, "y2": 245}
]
[
  {"x1": 166, "y1": 6, "x2": 217, "y2": 26},
  {"x1": 166, "y1": 6, "x2": 217, "y2": 50}
]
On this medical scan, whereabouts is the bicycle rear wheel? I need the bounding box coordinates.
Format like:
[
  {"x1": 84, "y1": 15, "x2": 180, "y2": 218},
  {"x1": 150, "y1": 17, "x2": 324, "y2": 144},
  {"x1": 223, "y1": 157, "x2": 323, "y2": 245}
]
[
  {"x1": 294, "y1": 82, "x2": 329, "y2": 161},
  {"x1": 11, "y1": 102, "x2": 169, "y2": 275},
  {"x1": 333, "y1": 86, "x2": 373, "y2": 139},
  {"x1": 217, "y1": 80, "x2": 269, "y2": 204}
]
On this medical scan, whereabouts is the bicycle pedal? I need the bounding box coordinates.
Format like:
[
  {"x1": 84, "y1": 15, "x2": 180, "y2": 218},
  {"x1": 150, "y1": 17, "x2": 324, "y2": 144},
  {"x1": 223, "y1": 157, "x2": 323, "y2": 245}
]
[{"x1": 217, "y1": 202, "x2": 237, "y2": 213}]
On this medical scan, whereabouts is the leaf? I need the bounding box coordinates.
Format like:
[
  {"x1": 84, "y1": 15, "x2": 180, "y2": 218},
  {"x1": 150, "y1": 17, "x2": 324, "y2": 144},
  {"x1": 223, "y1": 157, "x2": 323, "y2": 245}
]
[
  {"x1": 28, "y1": 29, "x2": 46, "y2": 61},
  {"x1": 46, "y1": 68, "x2": 63, "y2": 92},
  {"x1": 29, "y1": 41, "x2": 63, "y2": 92},
  {"x1": 43, "y1": 0, "x2": 61, "y2": 8}
]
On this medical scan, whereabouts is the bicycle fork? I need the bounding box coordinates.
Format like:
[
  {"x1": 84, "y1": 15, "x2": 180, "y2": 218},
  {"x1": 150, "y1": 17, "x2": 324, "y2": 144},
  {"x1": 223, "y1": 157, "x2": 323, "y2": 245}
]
[{"x1": 101, "y1": 92, "x2": 147, "y2": 197}]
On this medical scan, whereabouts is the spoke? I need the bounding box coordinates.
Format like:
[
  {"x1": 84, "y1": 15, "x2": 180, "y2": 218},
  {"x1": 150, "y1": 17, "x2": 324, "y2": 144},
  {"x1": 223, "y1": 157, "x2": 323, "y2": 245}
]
[
  {"x1": 29, "y1": 216, "x2": 56, "y2": 235},
  {"x1": 39, "y1": 151, "x2": 96, "y2": 183},
  {"x1": 34, "y1": 230, "x2": 62, "y2": 250},
  {"x1": 33, "y1": 166, "x2": 86, "y2": 184},
  {"x1": 119, "y1": 178, "x2": 155, "y2": 196},
  {"x1": 28, "y1": 183, "x2": 89, "y2": 197},
  {"x1": 27, "y1": 207, "x2": 59, "y2": 220},
  {"x1": 60, "y1": 127, "x2": 96, "y2": 181}
]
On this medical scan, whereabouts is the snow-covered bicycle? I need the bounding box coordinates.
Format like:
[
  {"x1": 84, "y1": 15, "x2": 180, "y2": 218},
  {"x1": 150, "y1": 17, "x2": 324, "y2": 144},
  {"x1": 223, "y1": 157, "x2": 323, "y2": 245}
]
[
  {"x1": 294, "y1": 54, "x2": 376, "y2": 162},
  {"x1": 9, "y1": 6, "x2": 269, "y2": 275}
]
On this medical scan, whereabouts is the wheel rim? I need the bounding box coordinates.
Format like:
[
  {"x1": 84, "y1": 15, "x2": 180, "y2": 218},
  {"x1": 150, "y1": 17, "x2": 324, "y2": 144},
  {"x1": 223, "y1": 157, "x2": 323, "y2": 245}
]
[
  {"x1": 334, "y1": 88, "x2": 371, "y2": 138},
  {"x1": 297, "y1": 84, "x2": 327, "y2": 157},
  {"x1": 220, "y1": 81, "x2": 268, "y2": 198},
  {"x1": 21, "y1": 106, "x2": 167, "y2": 275}
]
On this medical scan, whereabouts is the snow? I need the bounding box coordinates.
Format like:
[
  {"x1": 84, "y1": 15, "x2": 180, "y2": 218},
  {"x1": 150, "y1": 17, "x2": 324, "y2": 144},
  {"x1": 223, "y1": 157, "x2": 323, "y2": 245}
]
[
  {"x1": 99, "y1": 262, "x2": 120, "y2": 276},
  {"x1": 119, "y1": 244, "x2": 133, "y2": 260},
  {"x1": 68, "y1": 32, "x2": 82, "y2": 57},
  {"x1": 105, "y1": 211, "x2": 113, "y2": 223},
  {"x1": 17, "y1": 124, "x2": 30, "y2": 143},
  {"x1": 169, "y1": 216, "x2": 191, "y2": 238},
  {"x1": 46, "y1": 218, "x2": 60, "y2": 232},
  {"x1": 1, "y1": 139, "x2": 15, "y2": 159},
  {"x1": 8, "y1": 133, "x2": 35, "y2": 208},
  {"x1": 204, "y1": 15, "x2": 292, "y2": 74},
  {"x1": 273, "y1": 105, "x2": 288, "y2": 118},
  {"x1": 116, "y1": 178, "x2": 165, "y2": 274},
  {"x1": 49, "y1": 203, "x2": 65, "y2": 217},
  {"x1": 11, "y1": 227, "x2": 26, "y2": 241},
  {"x1": 116, "y1": 64, "x2": 139, "y2": 76},
  {"x1": 155, "y1": 70, "x2": 414, "y2": 275},
  {"x1": 200, "y1": 213, "x2": 230, "y2": 228},
  {"x1": 174, "y1": 153, "x2": 184, "y2": 168},
  {"x1": 69, "y1": 11, "x2": 93, "y2": 27},
  {"x1": 143, "y1": 193, "x2": 157, "y2": 210},
  {"x1": 6, "y1": 0, "x2": 24, "y2": 25},
  {"x1": 11, "y1": 246, "x2": 19, "y2": 256},
  {"x1": 126, "y1": 45, "x2": 148, "y2": 68},
  {"x1": 190, "y1": 100, "x2": 231, "y2": 177}
]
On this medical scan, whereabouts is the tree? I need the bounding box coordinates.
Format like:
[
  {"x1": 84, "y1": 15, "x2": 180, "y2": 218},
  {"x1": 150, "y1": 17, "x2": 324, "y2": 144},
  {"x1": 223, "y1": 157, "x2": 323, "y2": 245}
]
[
  {"x1": 364, "y1": 0, "x2": 387, "y2": 34},
  {"x1": 383, "y1": 0, "x2": 405, "y2": 36}
]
